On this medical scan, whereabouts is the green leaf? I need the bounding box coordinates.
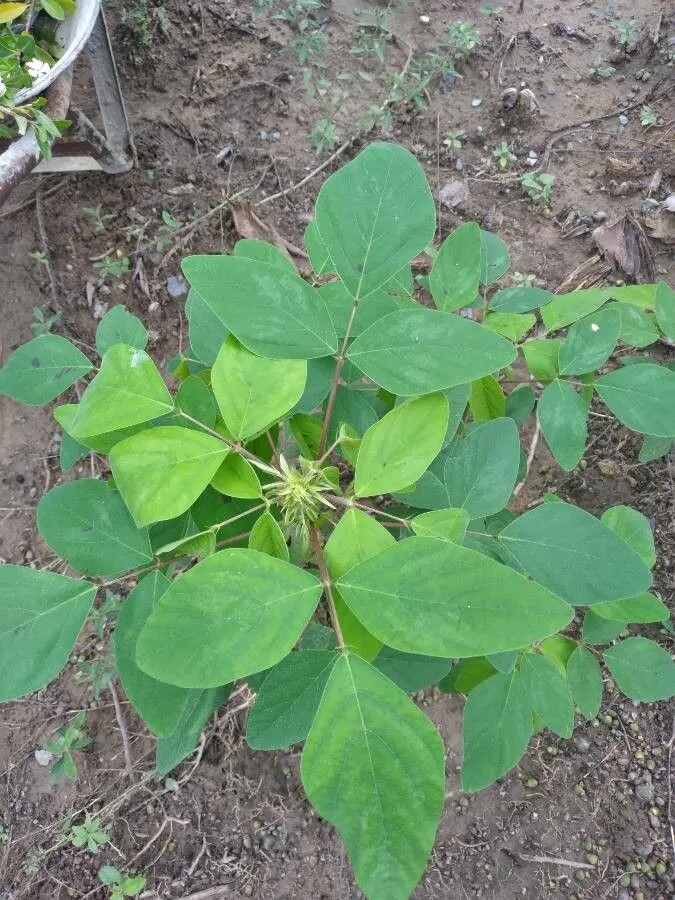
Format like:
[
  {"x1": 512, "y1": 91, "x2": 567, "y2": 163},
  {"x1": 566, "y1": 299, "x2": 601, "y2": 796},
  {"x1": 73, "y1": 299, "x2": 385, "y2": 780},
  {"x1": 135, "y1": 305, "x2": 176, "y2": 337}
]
[
  {"x1": 182, "y1": 255, "x2": 337, "y2": 359},
  {"x1": 114, "y1": 573, "x2": 194, "y2": 736},
  {"x1": 95, "y1": 306, "x2": 148, "y2": 357},
  {"x1": 410, "y1": 508, "x2": 469, "y2": 543},
  {"x1": 41, "y1": 0, "x2": 65, "y2": 18},
  {"x1": 487, "y1": 650, "x2": 518, "y2": 673},
  {"x1": 539, "y1": 635, "x2": 576, "y2": 674},
  {"x1": 156, "y1": 685, "x2": 231, "y2": 776},
  {"x1": 55, "y1": 404, "x2": 149, "y2": 454},
  {"x1": 505, "y1": 384, "x2": 536, "y2": 423},
  {"x1": 324, "y1": 508, "x2": 394, "y2": 661},
  {"x1": 320, "y1": 281, "x2": 416, "y2": 338},
  {"x1": 289, "y1": 413, "x2": 322, "y2": 458},
  {"x1": 246, "y1": 649, "x2": 338, "y2": 749},
  {"x1": 373, "y1": 646, "x2": 451, "y2": 692},
  {"x1": 537, "y1": 380, "x2": 587, "y2": 471},
  {"x1": 354, "y1": 394, "x2": 449, "y2": 497},
  {"x1": 593, "y1": 593, "x2": 668, "y2": 624},
  {"x1": 248, "y1": 511, "x2": 289, "y2": 561},
  {"x1": 110, "y1": 426, "x2": 228, "y2": 527},
  {"x1": 582, "y1": 609, "x2": 625, "y2": 645},
  {"x1": 292, "y1": 357, "x2": 335, "y2": 414},
  {"x1": 655, "y1": 281, "x2": 675, "y2": 339},
  {"x1": 0, "y1": 334, "x2": 92, "y2": 405},
  {"x1": 520, "y1": 652, "x2": 574, "y2": 738},
  {"x1": 232, "y1": 238, "x2": 297, "y2": 273},
  {"x1": 566, "y1": 646, "x2": 603, "y2": 719},
  {"x1": 156, "y1": 530, "x2": 216, "y2": 559},
  {"x1": 347, "y1": 308, "x2": 516, "y2": 396},
  {"x1": 37, "y1": 479, "x2": 153, "y2": 577},
  {"x1": 595, "y1": 364, "x2": 675, "y2": 437},
  {"x1": 329, "y1": 385, "x2": 384, "y2": 440},
  {"x1": 469, "y1": 375, "x2": 505, "y2": 420},
  {"x1": 444, "y1": 418, "x2": 521, "y2": 518},
  {"x1": 0, "y1": 567, "x2": 95, "y2": 701},
  {"x1": 301, "y1": 654, "x2": 444, "y2": 900},
  {"x1": 639, "y1": 434, "x2": 672, "y2": 463},
  {"x1": 211, "y1": 454, "x2": 262, "y2": 499},
  {"x1": 336, "y1": 537, "x2": 573, "y2": 657},
  {"x1": 541, "y1": 288, "x2": 611, "y2": 331},
  {"x1": 185, "y1": 288, "x2": 229, "y2": 365},
  {"x1": 523, "y1": 339, "x2": 561, "y2": 381},
  {"x1": 488, "y1": 286, "x2": 553, "y2": 313},
  {"x1": 429, "y1": 221, "x2": 481, "y2": 311},
  {"x1": 601, "y1": 505, "x2": 656, "y2": 568},
  {"x1": 603, "y1": 637, "x2": 675, "y2": 702},
  {"x1": 439, "y1": 658, "x2": 496, "y2": 694},
  {"x1": 441, "y1": 382, "x2": 471, "y2": 447},
  {"x1": 498, "y1": 502, "x2": 652, "y2": 606},
  {"x1": 394, "y1": 466, "x2": 448, "y2": 511},
  {"x1": 305, "y1": 219, "x2": 332, "y2": 276},
  {"x1": 618, "y1": 304, "x2": 659, "y2": 348},
  {"x1": 211, "y1": 337, "x2": 307, "y2": 439},
  {"x1": 461, "y1": 670, "x2": 532, "y2": 791},
  {"x1": 137, "y1": 549, "x2": 321, "y2": 687},
  {"x1": 479, "y1": 230, "x2": 510, "y2": 284},
  {"x1": 483, "y1": 311, "x2": 535, "y2": 342},
  {"x1": 314, "y1": 142, "x2": 436, "y2": 299},
  {"x1": 175, "y1": 376, "x2": 217, "y2": 429},
  {"x1": 558, "y1": 305, "x2": 621, "y2": 375},
  {"x1": 60, "y1": 430, "x2": 89, "y2": 472},
  {"x1": 72, "y1": 345, "x2": 173, "y2": 438}
]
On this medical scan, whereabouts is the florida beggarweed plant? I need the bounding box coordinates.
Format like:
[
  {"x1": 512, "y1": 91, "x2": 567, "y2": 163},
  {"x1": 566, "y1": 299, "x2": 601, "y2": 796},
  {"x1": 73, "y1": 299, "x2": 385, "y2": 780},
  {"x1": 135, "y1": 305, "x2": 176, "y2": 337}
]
[
  {"x1": 41, "y1": 710, "x2": 92, "y2": 782},
  {"x1": 1, "y1": 143, "x2": 675, "y2": 900},
  {"x1": 0, "y1": 0, "x2": 73, "y2": 156}
]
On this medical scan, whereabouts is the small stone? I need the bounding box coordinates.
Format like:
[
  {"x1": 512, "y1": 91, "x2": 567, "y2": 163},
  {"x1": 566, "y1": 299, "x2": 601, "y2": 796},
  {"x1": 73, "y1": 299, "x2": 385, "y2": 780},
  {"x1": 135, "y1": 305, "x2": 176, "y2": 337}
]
[
  {"x1": 546, "y1": 86, "x2": 556, "y2": 95},
  {"x1": 597, "y1": 458, "x2": 620, "y2": 476},
  {"x1": 166, "y1": 275, "x2": 188, "y2": 298},
  {"x1": 593, "y1": 210, "x2": 608, "y2": 222},
  {"x1": 34, "y1": 748, "x2": 53, "y2": 766},
  {"x1": 575, "y1": 736, "x2": 591, "y2": 753},
  {"x1": 524, "y1": 776, "x2": 538, "y2": 788},
  {"x1": 243, "y1": 886, "x2": 253, "y2": 897},
  {"x1": 618, "y1": 114, "x2": 629, "y2": 126},
  {"x1": 648, "y1": 812, "x2": 660, "y2": 829},
  {"x1": 471, "y1": 98, "x2": 482, "y2": 108},
  {"x1": 438, "y1": 180, "x2": 470, "y2": 209},
  {"x1": 308, "y1": 854, "x2": 318, "y2": 867},
  {"x1": 419, "y1": 14, "x2": 430, "y2": 24},
  {"x1": 586, "y1": 853, "x2": 598, "y2": 866}
]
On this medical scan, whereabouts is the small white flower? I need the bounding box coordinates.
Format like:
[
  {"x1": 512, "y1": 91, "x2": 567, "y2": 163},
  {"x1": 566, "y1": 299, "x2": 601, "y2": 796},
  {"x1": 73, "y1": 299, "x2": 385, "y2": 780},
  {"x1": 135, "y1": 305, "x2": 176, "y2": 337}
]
[
  {"x1": 0, "y1": 77, "x2": 6, "y2": 97},
  {"x1": 26, "y1": 59, "x2": 51, "y2": 81},
  {"x1": 590, "y1": 323, "x2": 600, "y2": 332}
]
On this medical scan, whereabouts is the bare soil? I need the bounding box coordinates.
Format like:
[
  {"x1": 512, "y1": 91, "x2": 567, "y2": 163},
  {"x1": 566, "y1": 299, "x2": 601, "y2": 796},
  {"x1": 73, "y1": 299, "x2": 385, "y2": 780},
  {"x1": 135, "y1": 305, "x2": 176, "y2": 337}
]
[{"x1": 1, "y1": 1, "x2": 674, "y2": 898}]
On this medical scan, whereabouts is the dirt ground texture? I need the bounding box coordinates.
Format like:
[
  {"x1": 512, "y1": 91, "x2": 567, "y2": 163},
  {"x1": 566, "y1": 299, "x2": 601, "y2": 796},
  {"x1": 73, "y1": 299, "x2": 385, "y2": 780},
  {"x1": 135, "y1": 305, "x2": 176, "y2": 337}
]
[{"x1": 1, "y1": 0, "x2": 674, "y2": 897}]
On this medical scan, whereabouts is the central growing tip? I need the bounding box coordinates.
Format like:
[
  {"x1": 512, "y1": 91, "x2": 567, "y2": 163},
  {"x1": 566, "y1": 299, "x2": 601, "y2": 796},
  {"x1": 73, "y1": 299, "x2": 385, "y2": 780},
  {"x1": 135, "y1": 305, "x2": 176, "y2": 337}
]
[{"x1": 263, "y1": 456, "x2": 336, "y2": 546}]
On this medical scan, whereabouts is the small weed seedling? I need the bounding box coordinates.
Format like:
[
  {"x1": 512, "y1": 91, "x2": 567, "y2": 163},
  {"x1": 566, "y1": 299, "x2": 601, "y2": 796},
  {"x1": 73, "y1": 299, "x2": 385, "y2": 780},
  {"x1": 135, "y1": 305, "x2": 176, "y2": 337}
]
[
  {"x1": 42, "y1": 712, "x2": 91, "y2": 782},
  {"x1": 586, "y1": 56, "x2": 616, "y2": 79},
  {"x1": 443, "y1": 128, "x2": 466, "y2": 151},
  {"x1": 612, "y1": 18, "x2": 638, "y2": 49},
  {"x1": 639, "y1": 105, "x2": 659, "y2": 128},
  {"x1": 511, "y1": 271, "x2": 536, "y2": 287},
  {"x1": 492, "y1": 141, "x2": 517, "y2": 170},
  {"x1": 350, "y1": 9, "x2": 391, "y2": 63},
  {"x1": 521, "y1": 171, "x2": 554, "y2": 206},
  {"x1": 2, "y1": 143, "x2": 675, "y2": 900},
  {"x1": 83, "y1": 205, "x2": 115, "y2": 234},
  {"x1": 68, "y1": 814, "x2": 109, "y2": 853},
  {"x1": 309, "y1": 116, "x2": 338, "y2": 151},
  {"x1": 99, "y1": 866, "x2": 146, "y2": 899},
  {"x1": 273, "y1": 0, "x2": 323, "y2": 25},
  {"x1": 94, "y1": 253, "x2": 131, "y2": 280},
  {"x1": 287, "y1": 21, "x2": 328, "y2": 67},
  {"x1": 443, "y1": 21, "x2": 480, "y2": 60},
  {"x1": 30, "y1": 305, "x2": 59, "y2": 337}
]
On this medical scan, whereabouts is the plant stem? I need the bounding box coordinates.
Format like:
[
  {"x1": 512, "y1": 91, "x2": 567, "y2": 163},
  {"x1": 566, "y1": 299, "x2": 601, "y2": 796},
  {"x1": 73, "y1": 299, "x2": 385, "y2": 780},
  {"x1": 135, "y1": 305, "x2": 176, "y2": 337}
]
[
  {"x1": 327, "y1": 494, "x2": 410, "y2": 526},
  {"x1": 310, "y1": 527, "x2": 345, "y2": 650},
  {"x1": 176, "y1": 410, "x2": 279, "y2": 476},
  {"x1": 318, "y1": 300, "x2": 360, "y2": 456},
  {"x1": 210, "y1": 503, "x2": 268, "y2": 532}
]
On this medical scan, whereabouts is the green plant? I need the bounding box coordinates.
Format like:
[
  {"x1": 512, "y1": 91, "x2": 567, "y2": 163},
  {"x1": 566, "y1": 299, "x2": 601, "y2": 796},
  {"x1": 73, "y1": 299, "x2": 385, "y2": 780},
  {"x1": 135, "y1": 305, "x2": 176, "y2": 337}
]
[
  {"x1": 479, "y1": 2, "x2": 503, "y2": 15},
  {"x1": 309, "y1": 116, "x2": 337, "y2": 151},
  {"x1": 612, "y1": 18, "x2": 637, "y2": 48},
  {"x1": 273, "y1": 0, "x2": 322, "y2": 24},
  {"x1": 442, "y1": 128, "x2": 465, "y2": 150},
  {"x1": 41, "y1": 711, "x2": 92, "y2": 782},
  {"x1": 350, "y1": 9, "x2": 391, "y2": 63},
  {"x1": 1, "y1": 143, "x2": 675, "y2": 900},
  {"x1": 286, "y1": 20, "x2": 328, "y2": 67},
  {"x1": 443, "y1": 21, "x2": 480, "y2": 60},
  {"x1": 521, "y1": 171, "x2": 554, "y2": 206},
  {"x1": 68, "y1": 814, "x2": 108, "y2": 853},
  {"x1": 83, "y1": 204, "x2": 114, "y2": 233},
  {"x1": 99, "y1": 866, "x2": 146, "y2": 899},
  {"x1": 31, "y1": 305, "x2": 59, "y2": 336},
  {"x1": 639, "y1": 104, "x2": 659, "y2": 128},
  {"x1": 93, "y1": 253, "x2": 131, "y2": 280},
  {"x1": 511, "y1": 271, "x2": 536, "y2": 287},
  {"x1": 586, "y1": 56, "x2": 616, "y2": 79},
  {"x1": 491, "y1": 141, "x2": 517, "y2": 170}
]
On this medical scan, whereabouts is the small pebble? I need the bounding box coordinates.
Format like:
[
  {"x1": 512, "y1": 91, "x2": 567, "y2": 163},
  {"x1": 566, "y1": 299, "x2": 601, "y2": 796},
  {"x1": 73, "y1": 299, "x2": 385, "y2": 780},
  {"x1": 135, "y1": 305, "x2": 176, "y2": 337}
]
[
  {"x1": 471, "y1": 98, "x2": 482, "y2": 108},
  {"x1": 575, "y1": 736, "x2": 591, "y2": 753},
  {"x1": 593, "y1": 210, "x2": 608, "y2": 222},
  {"x1": 166, "y1": 275, "x2": 188, "y2": 298},
  {"x1": 618, "y1": 114, "x2": 629, "y2": 126},
  {"x1": 419, "y1": 14, "x2": 430, "y2": 24},
  {"x1": 34, "y1": 748, "x2": 53, "y2": 767}
]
